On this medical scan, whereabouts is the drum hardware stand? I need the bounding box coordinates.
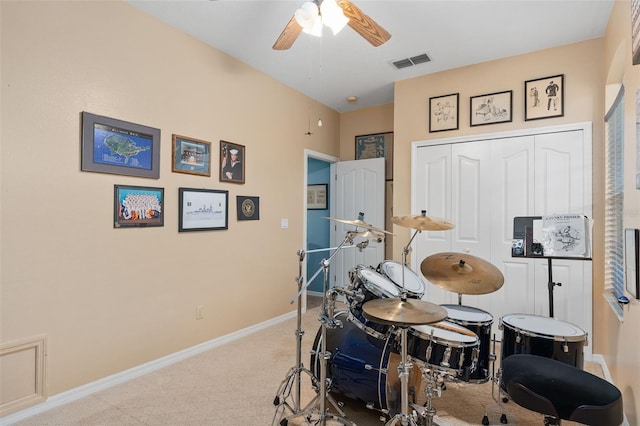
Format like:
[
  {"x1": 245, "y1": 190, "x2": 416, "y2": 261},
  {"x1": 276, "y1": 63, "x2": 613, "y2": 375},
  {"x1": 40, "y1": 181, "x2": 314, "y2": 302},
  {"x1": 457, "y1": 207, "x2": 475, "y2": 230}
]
[
  {"x1": 275, "y1": 234, "x2": 361, "y2": 426},
  {"x1": 481, "y1": 334, "x2": 508, "y2": 426},
  {"x1": 385, "y1": 325, "x2": 421, "y2": 426},
  {"x1": 412, "y1": 364, "x2": 448, "y2": 426}
]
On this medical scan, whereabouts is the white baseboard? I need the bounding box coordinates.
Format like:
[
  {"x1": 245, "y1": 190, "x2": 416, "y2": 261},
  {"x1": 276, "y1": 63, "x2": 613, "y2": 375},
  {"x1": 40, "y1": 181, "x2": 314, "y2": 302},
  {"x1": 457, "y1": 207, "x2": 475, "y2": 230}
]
[
  {"x1": 589, "y1": 354, "x2": 630, "y2": 426},
  {"x1": 0, "y1": 310, "x2": 297, "y2": 426}
]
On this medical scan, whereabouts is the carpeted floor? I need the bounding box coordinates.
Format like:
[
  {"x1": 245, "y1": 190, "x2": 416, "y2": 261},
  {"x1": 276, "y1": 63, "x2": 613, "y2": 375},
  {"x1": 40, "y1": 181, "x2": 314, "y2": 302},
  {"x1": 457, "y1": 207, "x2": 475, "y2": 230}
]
[{"x1": 10, "y1": 296, "x2": 603, "y2": 426}]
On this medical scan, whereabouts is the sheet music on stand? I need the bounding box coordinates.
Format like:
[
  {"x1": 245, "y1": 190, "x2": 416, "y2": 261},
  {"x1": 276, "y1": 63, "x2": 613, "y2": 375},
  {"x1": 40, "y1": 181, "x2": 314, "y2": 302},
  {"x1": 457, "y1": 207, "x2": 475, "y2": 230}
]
[
  {"x1": 512, "y1": 214, "x2": 592, "y2": 318},
  {"x1": 539, "y1": 214, "x2": 591, "y2": 258}
]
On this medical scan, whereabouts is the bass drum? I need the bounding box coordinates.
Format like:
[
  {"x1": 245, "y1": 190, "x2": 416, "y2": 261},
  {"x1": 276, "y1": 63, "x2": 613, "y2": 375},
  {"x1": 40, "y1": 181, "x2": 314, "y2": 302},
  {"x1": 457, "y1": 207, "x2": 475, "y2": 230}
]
[
  {"x1": 500, "y1": 313, "x2": 588, "y2": 369},
  {"x1": 441, "y1": 304, "x2": 493, "y2": 383},
  {"x1": 378, "y1": 261, "x2": 426, "y2": 299},
  {"x1": 311, "y1": 311, "x2": 422, "y2": 416}
]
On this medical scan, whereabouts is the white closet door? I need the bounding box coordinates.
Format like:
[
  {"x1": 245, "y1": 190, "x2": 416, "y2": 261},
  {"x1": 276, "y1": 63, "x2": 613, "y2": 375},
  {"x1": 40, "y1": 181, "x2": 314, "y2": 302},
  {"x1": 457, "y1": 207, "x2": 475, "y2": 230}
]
[
  {"x1": 489, "y1": 136, "x2": 536, "y2": 331},
  {"x1": 450, "y1": 141, "x2": 493, "y2": 310},
  {"x1": 414, "y1": 144, "x2": 452, "y2": 303},
  {"x1": 533, "y1": 130, "x2": 592, "y2": 357}
]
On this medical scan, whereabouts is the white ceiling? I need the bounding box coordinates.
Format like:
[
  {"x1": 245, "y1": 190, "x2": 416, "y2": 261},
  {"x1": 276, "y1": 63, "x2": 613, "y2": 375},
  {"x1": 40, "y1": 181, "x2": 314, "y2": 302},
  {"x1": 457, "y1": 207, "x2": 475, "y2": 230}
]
[{"x1": 127, "y1": 0, "x2": 614, "y2": 113}]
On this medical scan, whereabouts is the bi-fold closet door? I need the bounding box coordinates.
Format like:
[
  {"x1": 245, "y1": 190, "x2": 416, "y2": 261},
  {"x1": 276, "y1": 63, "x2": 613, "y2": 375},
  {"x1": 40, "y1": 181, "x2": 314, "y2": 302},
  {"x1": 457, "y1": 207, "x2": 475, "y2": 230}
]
[{"x1": 412, "y1": 126, "x2": 592, "y2": 357}]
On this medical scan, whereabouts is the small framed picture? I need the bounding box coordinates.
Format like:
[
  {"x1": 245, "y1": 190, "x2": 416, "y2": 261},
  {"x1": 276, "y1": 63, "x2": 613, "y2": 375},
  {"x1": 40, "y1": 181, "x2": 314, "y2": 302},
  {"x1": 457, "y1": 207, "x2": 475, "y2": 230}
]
[
  {"x1": 171, "y1": 134, "x2": 212, "y2": 177},
  {"x1": 220, "y1": 140, "x2": 245, "y2": 184},
  {"x1": 429, "y1": 93, "x2": 459, "y2": 132},
  {"x1": 237, "y1": 196, "x2": 260, "y2": 221},
  {"x1": 355, "y1": 132, "x2": 393, "y2": 180},
  {"x1": 307, "y1": 184, "x2": 328, "y2": 210},
  {"x1": 625, "y1": 228, "x2": 639, "y2": 299},
  {"x1": 470, "y1": 90, "x2": 513, "y2": 126},
  {"x1": 178, "y1": 188, "x2": 228, "y2": 232},
  {"x1": 114, "y1": 184, "x2": 164, "y2": 228},
  {"x1": 82, "y1": 112, "x2": 161, "y2": 179},
  {"x1": 525, "y1": 74, "x2": 564, "y2": 121}
]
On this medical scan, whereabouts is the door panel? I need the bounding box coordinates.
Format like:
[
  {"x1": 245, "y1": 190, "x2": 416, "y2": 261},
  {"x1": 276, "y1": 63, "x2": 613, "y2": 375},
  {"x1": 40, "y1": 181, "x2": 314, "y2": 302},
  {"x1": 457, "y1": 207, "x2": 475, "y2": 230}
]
[{"x1": 331, "y1": 158, "x2": 385, "y2": 292}]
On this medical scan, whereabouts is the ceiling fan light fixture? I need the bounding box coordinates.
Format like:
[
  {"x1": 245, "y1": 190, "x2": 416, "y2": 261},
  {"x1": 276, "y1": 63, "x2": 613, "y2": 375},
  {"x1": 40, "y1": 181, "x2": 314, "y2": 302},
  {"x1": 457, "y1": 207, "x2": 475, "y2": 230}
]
[
  {"x1": 320, "y1": 0, "x2": 349, "y2": 35},
  {"x1": 295, "y1": 2, "x2": 322, "y2": 36}
]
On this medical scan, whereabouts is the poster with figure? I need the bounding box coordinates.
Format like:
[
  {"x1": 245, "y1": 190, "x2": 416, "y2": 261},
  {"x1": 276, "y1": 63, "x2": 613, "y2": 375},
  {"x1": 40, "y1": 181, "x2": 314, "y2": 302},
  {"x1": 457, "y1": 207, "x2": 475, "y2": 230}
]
[
  {"x1": 525, "y1": 75, "x2": 564, "y2": 121},
  {"x1": 541, "y1": 214, "x2": 590, "y2": 257}
]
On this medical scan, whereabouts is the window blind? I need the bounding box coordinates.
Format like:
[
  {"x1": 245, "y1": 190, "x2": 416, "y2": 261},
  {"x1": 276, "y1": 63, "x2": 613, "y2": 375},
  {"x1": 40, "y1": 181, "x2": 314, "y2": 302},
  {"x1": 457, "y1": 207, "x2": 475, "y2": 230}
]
[{"x1": 604, "y1": 86, "x2": 625, "y2": 303}]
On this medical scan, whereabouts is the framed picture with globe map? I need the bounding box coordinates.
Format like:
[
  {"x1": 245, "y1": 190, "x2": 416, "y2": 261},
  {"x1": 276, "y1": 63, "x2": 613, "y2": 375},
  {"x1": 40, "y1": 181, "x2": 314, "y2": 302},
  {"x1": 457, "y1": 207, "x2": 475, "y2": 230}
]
[
  {"x1": 355, "y1": 132, "x2": 393, "y2": 180},
  {"x1": 113, "y1": 184, "x2": 164, "y2": 228},
  {"x1": 82, "y1": 112, "x2": 160, "y2": 179}
]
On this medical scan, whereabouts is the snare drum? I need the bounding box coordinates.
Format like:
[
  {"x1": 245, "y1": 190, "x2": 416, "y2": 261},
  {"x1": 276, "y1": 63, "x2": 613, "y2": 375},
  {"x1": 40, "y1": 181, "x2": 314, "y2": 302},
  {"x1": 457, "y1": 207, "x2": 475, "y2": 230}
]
[
  {"x1": 348, "y1": 265, "x2": 399, "y2": 338},
  {"x1": 378, "y1": 261, "x2": 426, "y2": 299},
  {"x1": 500, "y1": 313, "x2": 588, "y2": 369},
  {"x1": 441, "y1": 304, "x2": 493, "y2": 383},
  {"x1": 311, "y1": 311, "x2": 422, "y2": 416},
  {"x1": 406, "y1": 320, "x2": 480, "y2": 381}
]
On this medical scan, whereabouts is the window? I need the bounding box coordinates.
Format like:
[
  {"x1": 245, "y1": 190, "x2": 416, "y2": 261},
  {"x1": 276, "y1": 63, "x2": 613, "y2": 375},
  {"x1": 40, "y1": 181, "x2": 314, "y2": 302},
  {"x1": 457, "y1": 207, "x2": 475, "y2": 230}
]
[{"x1": 604, "y1": 85, "x2": 625, "y2": 317}]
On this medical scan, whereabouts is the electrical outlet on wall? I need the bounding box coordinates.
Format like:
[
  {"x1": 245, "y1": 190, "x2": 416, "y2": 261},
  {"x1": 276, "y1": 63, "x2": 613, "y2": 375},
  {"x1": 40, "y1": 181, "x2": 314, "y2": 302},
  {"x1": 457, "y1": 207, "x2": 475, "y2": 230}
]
[{"x1": 196, "y1": 305, "x2": 204, "y2": 320}]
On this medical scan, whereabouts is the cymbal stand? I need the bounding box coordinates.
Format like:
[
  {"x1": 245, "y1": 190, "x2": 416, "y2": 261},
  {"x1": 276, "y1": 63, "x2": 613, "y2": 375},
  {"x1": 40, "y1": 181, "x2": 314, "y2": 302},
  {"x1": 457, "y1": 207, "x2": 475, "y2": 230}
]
[
  {"x1": 272, "y1": 250, "x2": 319, "y2": 425},
  {"x1": 412, "y1": 363, "x2": 446, "y2": 426},
  {"x1": 481, "y1": 334, "x2": 508, "y2": 426},
  {"x1": 400, "y1": 228, "x2": 422, "y2": 299},
  {"x1": 276, "y1": 234, "x2": 358, "y2": 426}
]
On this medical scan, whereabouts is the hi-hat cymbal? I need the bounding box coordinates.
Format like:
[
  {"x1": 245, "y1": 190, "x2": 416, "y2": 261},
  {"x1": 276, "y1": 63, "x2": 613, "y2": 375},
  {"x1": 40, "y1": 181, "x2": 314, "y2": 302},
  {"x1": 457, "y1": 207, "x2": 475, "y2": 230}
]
[
  {"x1": 362, "y1": 298, "x2": 447, "y2": 326},
  {"x1": 392, "y1": 213, "x2": 455, "y2": 231},
  {"x1": 324, "y1": 216, "x2": 393, "y2": 235},
  {"x1": 420, "y1": 252, "x2": 504, "y2": 295}
]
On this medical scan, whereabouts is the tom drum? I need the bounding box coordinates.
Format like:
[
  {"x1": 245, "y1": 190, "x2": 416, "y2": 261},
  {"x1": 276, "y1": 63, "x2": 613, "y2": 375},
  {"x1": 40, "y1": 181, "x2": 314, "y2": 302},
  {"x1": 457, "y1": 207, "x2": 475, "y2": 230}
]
[
  {"x1": 441, "y1": 304, "x2": 493, "y2": 383},
  {"x1": 500, "y1": 313, "x2": 588, "y2": 369},
  {"x1": 378, "y1": 261, "x2": 426, "y2": 299}
]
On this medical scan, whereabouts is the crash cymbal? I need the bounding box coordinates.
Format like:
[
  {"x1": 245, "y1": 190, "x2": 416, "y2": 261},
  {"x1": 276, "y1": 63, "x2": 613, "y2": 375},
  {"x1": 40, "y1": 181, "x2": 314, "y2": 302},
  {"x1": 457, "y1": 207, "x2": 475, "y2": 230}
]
[
  {"x1": 324, "y1": 216, "x2": 393, "y2": 235},
  {"x1": 362, "y1": 298, "x2": 447, "y2": 326},
  {"x1": 392, "y1": 211, "x2": 455, "y2": 231},
  {"x1": 420, "y1": 252, "x2": 504, "y2": 295}
]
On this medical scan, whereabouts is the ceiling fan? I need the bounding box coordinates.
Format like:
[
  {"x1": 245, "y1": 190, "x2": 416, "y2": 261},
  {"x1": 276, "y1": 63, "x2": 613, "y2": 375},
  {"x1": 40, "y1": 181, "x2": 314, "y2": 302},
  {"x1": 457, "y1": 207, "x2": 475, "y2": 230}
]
[{"x1": 273, "y1": 0, "x2": 391, "y2": 50}]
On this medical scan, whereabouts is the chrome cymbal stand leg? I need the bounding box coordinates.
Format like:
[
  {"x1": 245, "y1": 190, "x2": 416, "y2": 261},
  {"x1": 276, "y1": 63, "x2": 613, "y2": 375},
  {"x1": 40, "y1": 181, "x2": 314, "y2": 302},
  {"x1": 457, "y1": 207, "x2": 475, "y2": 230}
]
[
  {"x1": 412, "y1": 364, "x2": 445, "y2": 426},
  {"x1": 386, "y1": 326, "x2": 419, "y2": 426}
]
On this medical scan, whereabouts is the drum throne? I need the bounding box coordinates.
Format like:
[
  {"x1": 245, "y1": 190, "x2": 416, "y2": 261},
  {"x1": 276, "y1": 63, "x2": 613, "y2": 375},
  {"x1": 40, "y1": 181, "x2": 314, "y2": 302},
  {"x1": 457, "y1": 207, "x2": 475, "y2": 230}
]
[{"x1": 501, "y1": 354, "x2": 623, "y2": 425}]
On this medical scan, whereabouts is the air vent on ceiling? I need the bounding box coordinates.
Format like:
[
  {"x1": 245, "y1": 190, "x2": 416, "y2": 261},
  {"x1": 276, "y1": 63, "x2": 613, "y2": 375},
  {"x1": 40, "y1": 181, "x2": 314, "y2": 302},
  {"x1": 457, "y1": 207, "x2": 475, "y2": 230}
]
[{"x1": 392, "y1": 53, "x2": 431, "y2": 70}]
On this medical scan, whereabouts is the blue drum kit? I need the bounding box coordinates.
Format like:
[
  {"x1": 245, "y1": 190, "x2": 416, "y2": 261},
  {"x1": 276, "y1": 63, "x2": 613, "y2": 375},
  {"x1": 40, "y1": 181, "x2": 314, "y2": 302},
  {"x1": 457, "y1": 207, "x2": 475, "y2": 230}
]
[{"x1": 272, "y1": 212, "x2": 587, "y2": 426}]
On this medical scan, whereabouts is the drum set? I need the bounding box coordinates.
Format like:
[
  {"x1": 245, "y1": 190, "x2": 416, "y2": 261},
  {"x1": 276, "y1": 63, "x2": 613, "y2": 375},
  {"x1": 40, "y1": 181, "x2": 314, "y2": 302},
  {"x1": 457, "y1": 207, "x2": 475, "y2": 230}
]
[{"x1": 272, "y1": 212, "x2": 588, "y2": 426}]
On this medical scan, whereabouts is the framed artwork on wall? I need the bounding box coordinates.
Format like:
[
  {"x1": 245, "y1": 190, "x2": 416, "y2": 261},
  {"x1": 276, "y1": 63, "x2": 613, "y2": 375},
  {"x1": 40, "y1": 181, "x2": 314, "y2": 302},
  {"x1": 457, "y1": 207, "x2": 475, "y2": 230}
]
[
  {"x1": 237, "y1": 196, "x2": 260, "y2": 221},
  {"x1": 171, "y1": 134, "x2": 212, "y2": 177},
  {"x1": 524, "y1": 74, "x2": 564, "y2": 121},
  {"x1": 178, "y1": 188, "x2": 228, "y2": 232},
  {"x1": 633, "y1": 0, "x2": 640, "y2": 65},
  {"x1": 307, "y1": 184, "x2": 328, "y2": 210},
  {"x1": 355, "y1": 132, "x2": 393, "y2": 180},
  {"x1": 625, "y1": 228, "x2": 640, "y2": 299},
  {"x1": 113, "y1": 184, "x2": 164, "y2": 228},
  {"x1": 429, "y1": 93, "x2": 459, "y2": 132},
  {"x1": 470, "y1": 90, "x2": 513, "y2": 126},
  {"x1": 219, "y1": 140, "x2": 245, "y2": 184},
  {"x1": 82, "y1": 112, "x2": 160, "y2": 179}
]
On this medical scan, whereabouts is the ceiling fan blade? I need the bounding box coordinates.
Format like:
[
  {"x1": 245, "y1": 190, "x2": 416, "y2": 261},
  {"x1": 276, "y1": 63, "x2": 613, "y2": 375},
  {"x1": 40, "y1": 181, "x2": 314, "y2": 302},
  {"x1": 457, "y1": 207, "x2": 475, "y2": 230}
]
[
  {"x1": 337, "y1": 0, "x2": 391, "y2": 47},
  {"x1": 273, "y1": 16, "x2": 303, "y2": 50}
]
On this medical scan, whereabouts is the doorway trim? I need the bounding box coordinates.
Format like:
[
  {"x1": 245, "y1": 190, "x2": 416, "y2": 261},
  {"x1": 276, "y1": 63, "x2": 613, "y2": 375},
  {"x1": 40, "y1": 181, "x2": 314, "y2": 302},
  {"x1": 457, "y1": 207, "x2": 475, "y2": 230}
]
[{"x1": 303, "y1": 149, "x2": 339, "y2": 311}]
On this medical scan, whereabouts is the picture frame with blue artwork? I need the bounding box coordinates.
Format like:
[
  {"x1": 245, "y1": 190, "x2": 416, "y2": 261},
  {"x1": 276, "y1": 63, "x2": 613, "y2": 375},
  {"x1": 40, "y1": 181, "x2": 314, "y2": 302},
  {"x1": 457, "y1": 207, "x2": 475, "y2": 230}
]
[{"x1": 81, "y1": 112, "x2": 160, "y2": 179}]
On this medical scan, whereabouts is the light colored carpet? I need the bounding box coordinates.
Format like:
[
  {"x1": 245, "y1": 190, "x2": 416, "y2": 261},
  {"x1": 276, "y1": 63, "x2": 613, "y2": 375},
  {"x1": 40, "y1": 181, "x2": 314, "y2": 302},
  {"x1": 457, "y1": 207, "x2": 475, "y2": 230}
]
[{"x1": 12, "y1": 297, "x2": 602, "y2": 426}]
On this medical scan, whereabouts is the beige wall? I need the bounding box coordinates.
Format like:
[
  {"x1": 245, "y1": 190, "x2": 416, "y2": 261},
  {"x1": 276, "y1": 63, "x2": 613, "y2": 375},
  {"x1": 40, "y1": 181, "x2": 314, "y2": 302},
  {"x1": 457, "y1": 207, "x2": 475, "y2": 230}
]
[{"x1": 0, "y1": 0, "x2": 339, "y2": 403}]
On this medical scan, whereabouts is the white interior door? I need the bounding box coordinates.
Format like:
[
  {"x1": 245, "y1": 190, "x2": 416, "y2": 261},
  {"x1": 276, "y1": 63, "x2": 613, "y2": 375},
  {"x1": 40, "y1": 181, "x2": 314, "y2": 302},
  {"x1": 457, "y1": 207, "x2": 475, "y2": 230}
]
[{"x1": 330, "y1": 158, "x2": 386, "y2": 292}]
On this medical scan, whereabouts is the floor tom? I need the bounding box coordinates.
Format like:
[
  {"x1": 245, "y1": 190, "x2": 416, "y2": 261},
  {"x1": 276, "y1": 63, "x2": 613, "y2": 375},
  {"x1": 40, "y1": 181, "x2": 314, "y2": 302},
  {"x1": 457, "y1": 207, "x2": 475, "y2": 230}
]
[{"x1": 500, "y1": 313, "x2": 587, "y2": 369}]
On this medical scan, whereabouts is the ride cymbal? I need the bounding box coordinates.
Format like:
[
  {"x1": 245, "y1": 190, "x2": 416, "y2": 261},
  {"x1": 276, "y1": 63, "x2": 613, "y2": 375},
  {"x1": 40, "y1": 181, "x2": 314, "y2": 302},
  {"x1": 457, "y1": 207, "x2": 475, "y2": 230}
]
[
  {"x1": 324, "y1": 216, "x2": 393, "y2": 235},
  {"x1": 392, "y1": 213, "x2": 455, "y2": 231},
  {"x1": 362, "y1": 298, "x2": 447, "y2": 326},
  {"x1": 420, "y1": 252, "x2": 504, "y2": 295}
]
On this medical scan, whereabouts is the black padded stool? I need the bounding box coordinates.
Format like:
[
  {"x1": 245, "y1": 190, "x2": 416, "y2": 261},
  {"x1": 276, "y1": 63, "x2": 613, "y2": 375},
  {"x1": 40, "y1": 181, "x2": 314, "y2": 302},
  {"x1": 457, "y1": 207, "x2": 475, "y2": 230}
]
[{"x1": 501, "y1": 354, "x2": 623, "y2": 425}]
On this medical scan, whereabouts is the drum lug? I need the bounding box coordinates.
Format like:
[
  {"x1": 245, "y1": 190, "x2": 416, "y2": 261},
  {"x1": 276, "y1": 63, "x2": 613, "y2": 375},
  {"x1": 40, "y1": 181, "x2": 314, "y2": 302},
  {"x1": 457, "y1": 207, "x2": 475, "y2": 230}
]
[
  {"x1": 516, "y1": 333, "x2": 521, "y2": 344},
  {"x1": 562, "y1": 339, "x2": 569, "y2": 353},
  {"x1": 440, "y1": 346, "x2": 451, "y2": 368},
  {"x1": 364, "y1": 363, "x2": 387, "y2": 375}
]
